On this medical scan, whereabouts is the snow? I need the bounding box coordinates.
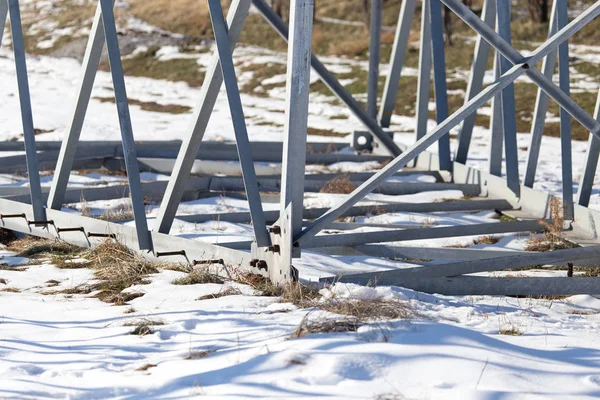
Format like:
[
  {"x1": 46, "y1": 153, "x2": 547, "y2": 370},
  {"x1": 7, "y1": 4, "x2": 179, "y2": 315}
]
[{"x1": 1, "y1": 12, "x2": 600, "y2": 398}]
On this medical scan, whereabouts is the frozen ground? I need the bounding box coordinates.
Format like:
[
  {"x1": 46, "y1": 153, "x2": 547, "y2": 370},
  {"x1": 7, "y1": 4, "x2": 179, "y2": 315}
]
[{"x1": 2, "y1": 7, "x2": 600, "y2": 399}]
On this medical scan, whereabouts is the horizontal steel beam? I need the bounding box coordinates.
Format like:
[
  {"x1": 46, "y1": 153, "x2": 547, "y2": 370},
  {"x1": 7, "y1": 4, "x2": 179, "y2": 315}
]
[
  {"x1": 0, "y1": 198, "x2": 256, "y2": 270},
  {"x1": 322, "y1": 244, "x2": 600, "y2": 284},
  {"x1": 174, "y1": 199, "x2": 515, "y2": 224},
  {"x1": 325, "y1": 276, "x2": 600, "y2": 296},
  {"x1": 301, "y1": 220, "x2": 544, "y2": 248}
]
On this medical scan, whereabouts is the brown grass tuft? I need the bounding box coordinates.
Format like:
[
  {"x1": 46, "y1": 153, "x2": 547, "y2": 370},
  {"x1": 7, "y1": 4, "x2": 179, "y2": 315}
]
[
  {"x1": 1, "y1": 287, "x2": 20, "y2": 293},
  {"x1": 135, "y1": 364, "x2": 157, "y2": 371},
  {"x1": 499, "y1": 326, "x2": 523, "y2": 336},
  {"x1": 291, "y1": 316, "x2": 360, "y2": 338},
  {"x1": 319, "y1": 175, "x2": 356, "y2": 194},
  {"x1": 0, "y1": 229, "x2": 18, "y2": 246},
  {"x1": 473, "y1": 235, "x2": 501, "y2": 245},
  {"x1": 172, "y1": 268, "x2": 224, "y2": 285},
  {"x1": 186, "y1": 350, "x2": 214, "y2": 360},
  {"x1": 319, "y1": 298, "x2": 413, "y2": 320},
  {"x1": 196, "y1": 287, "x2": 242, "y2": 300},
  {"x1": 525, "y1": 198, "x2": 574, "y2": 252},
  {"x1": 235, "y1": 273, "x2": 321, "y2": 307}
]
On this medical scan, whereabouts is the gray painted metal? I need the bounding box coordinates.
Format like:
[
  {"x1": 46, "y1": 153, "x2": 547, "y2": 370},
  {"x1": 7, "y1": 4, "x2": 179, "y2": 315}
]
[
  {"x1": 252, "y1": 0, "x2": 402, "y2": 157},
  {"x1": 455, "y1": 0, "x2": 494, "y2": 164},
  {"x1": 429, "y1": 0, "x2": 451, "y2": 171},
  {"x1": 576, "y1": 90, "x2": 600, "y2": 207},
  {"x1": 175, "y1": 199, "x2": 514, "y2": 224},
  {"x1": 208, "y1": 0, "x2": 270, "y2": 247},
  {"x1": 415, "y1": 0, "x2": 432, "y2": 141},
  {"x1": 350, "y1": 277, "x2": 600, "y2": 296},
  {"x1": 488, "y1": 51, "x2": 504, "y2": 177},
  {"x1": 301, "y1": 220, "x2": 545, "y2": 248},
  {"x1": 524, "y1": 1, "x2": 558, "y2": 188},
  {"x1": 367, "y1": 0, "x2": 382, "y2": 120},
  {"x1": 556, "y1": 0, "x2": 573, "y2": 220},
  {"x1": 153, "y1": 0, "x2": 251, "y2": 235},
  {"x1": 99, "y1": 0, "x2": 150, "y2": 250},
  {"x1": 0, "y1": 0, "x2": 7, "y2": 47},
  {"x1": 7, "y1": 0, "x2": 45, "y2": 222},
  {"x1": 279, "y1": 0, "x2": 313, "y2": 244},
  {"x1": 378, "y1": 0, "x2": 416, "y2": 127},
  {"x1": 0, "y1": 198, "x2": 256, "y2": 272},
  {"x1": 47, "y1": 1, "x2": 109, "y2": 210},
  {"x1": 321, "y1": 245, "x2": 600, "y2": 285},
  {"x1": 298, "y1": 62, "x2": 528, "y2": 244},
  {"x1": 495, "y1": 0, "x2": 520, "y2": 196}
]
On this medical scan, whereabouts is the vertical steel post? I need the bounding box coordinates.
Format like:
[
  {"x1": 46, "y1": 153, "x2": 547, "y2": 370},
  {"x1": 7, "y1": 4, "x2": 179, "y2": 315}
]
[
  {"x1": 415, "y1": 0, "x2": 432, "y2": 141},
  {"x1": 207, "y1": 0, "x2": 270, "y2": 247},
  {"x1": 429, "y1": 0, "x2": 451, "y2": 171},
  {"x1": 280, "y1": 0, "x2": 313, "y2": 239},
  {"x1": 488, "y1": 51, "x2": 504, "y2": 177},
  {"x1": 576, "y1": 94, "x2": 600, "y2": 207},
  {"x1": 98, "y1": 0, "x2": 151, "y2": 250},
  {"x1": 524, "y1": 0, "x2": 558, "y2": 188},
  {"x1": 495, "y1": 0, "x2": 519, "y2": 196},
  {"x1": 367, "y1": 0, "x2": 382, "y2": 120},
  {"x1": 455, "y1": 0, "x2": 495, "y2": 164},
  {"x1": 8, "y1": 0, "x2": 45, "y2": 222},
  {"x1": 154, "y1": 0, "x2": 251, "y2": 234},
  {"x1": 378, "y1": 0, "x2": 416, "y2": 128},
  {"x1": 557, "y1": 0, "x2": 573, "y2": 219},
  {"x1": 0, "y1": 0, "x2": 8, "y2": 47},
  {"x1": 47, "y1": 2, "x2": 108, "y2": 210}
]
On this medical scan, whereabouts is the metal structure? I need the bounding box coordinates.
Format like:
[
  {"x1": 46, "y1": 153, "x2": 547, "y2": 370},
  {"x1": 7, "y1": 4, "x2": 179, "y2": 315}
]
[{"x1": 2, "y1": 0, "x2": 600, "y2": 295}]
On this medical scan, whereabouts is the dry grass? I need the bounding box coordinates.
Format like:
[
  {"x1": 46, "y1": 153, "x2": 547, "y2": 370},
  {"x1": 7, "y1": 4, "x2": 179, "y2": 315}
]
[
  {"x1": 186, "y1": 350, "x2": 214, "y2": 360},
  {"x1": 499, "y1": 326, "x2": 523, "y2": 336},
  {"x1": 125, "y1": 318, "x2": 166, "y2": 336},
  {"x1": 1, "y1": 287, "x2": 21, "y2": 293},
  {"x1": 196, "y1": 287, "x2": 242, "y2": 300},
  {"x1": 319, "y1": 298, "x2": 414, "y2": 321},
  {"x1": 525, "y1": 198, "x2": 575, "y2": 252},
  {"x1": 135, "y1": 363, "x2": 157, "y2": 371},
  {"x1": 0, "y1": 278, "x2": 7, "y2": 285},
  {"x1": 0, "y1": 229, "x2": 18, "y2": 246},
  {"x1": 473, "y1": 236, "x2": 501, "y2": 245},
  {"x1": 235, "y1": 273, "x2": 321, "y2": 307},
  {"x1": 291, "y1": 316, "x2": 361, "y2": 338},
  {"x1": 320, "y1": 175, "x2": 356, "y2": 194},
  {"x1": 172, "y1": 268, "x2": 224, "y2": 285}
]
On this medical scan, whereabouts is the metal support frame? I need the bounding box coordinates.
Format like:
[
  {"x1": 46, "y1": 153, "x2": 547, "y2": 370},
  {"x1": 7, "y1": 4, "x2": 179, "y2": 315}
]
[
  {"x1": 379, "y1": 0, "x2": 416, "y2": 128},
  {"x1": 0, "y1": 0, "x2": 7, "y2": 47},
  {"x1": 6, "y1": 0, "x2": 45, "y2": 222},
  {"x1": 154, "y1": 0, "x2": 251, "y2": 235},
  {"x1": 455, "y1": 0, "x2": 495, "y2": 164},
  {"x1": 2, "y1": 0, "x2": 600, "y2": 296},
  {"x1": 207, "y1": 0, "x2": 270, "y2": 247}
]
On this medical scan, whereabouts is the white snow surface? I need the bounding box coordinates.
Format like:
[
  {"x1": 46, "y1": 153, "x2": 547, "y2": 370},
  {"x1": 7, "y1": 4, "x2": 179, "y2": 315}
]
[{"x1": 1, "y1": 29, "x2": 600, "y2": 398}]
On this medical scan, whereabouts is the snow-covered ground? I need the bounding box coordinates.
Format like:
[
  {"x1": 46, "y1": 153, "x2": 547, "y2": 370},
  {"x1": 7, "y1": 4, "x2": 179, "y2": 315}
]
[{"x1": 2, "y1": 6, "x2": 600, "y2": 398}]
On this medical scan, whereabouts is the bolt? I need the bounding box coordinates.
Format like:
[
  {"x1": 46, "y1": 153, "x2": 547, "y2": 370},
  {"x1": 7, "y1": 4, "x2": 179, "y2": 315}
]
[
  {"x1": 268, "y1": 245, "x2": 280, "y2": 254},
  {"x1": 522, "y1": 63, "x2": 530, "y2": 70},
  {"x1": 269, "y1": 225, "x2": 281, "y2": 235},
  {"x1": 249, "y1": 258, "x2": 259, "y2": 267},
  {"x1": 257, "y1": 260, "x2": 268, "y2": 271}
]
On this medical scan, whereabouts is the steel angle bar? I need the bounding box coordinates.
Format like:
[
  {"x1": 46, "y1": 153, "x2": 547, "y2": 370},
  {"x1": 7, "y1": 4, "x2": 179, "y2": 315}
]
[
  {"x1": 0, "y1": 198, "x2": 255, "y2": 270},
  {"x1": 8, "y1": 0, "x2": 45, "y2": 222},
  {"x1": 556, "y1": 0, "x2": 574, "y2": 219},
  {"x1": 320, "y1": 245, "x2": 600, "y2": 285},
  {"x1": 301, "y1": 219, "x2": 545, "y2": 248},
  {"x1": 5, "y1": 177, "x2": 211, "y2": 205},
  {"x1": 251, "y1": 0, "x2": 402, "y2": 157},
  {"x1": 208, "y1": 0, "x2": 270, "y2": 247},
  {"x1": 175, "y1": 198, "x2": 515, "y2": 225},
  {"x1": 429, "y1": 0, "x2": 451, "y2": 171},
  {"x1": 378, "y1": 0, "x2": 416, "y2": 127},
  {"x1": 576, "y1": 89, "x2": 600, "y2": 207},
  {"x1": 442, "y1": 0, "x2": 600, "y2": 137},
  {"x1": 524, "y1": 0, "x2": 558, "y2": 188},
  {"x1": 455, "y1": 0, "x2": 495, "y2": 164},
  {"x1": 332, "y1": 276, "x2": 600, "y2": 296},
  {"x1": 47, "y1": 1, "x2": 111, "y2": 210},
  {"x1": 297, "y1": 62, "x2": 528, "y2": 244},
  {"x1": 278, "y1": 0, "x2": 313, "y2": 261},
  {"x1": 367, "y1": 0, "x2": 382, "y2": 120},
  {"x1": 495, "y1": 0, "x2": 520, "y2": 195},
  {"x1": 0, "y1": 0, "x2": 7, "y2": 47},
  {"x1": 154, "y1": 0, "x2": 251, "y2": 235},
  {"x1": 415, "y1": 0, "x2": 432, "y2": 141},
  {"x1": 98, "y1": 0, "x2": 150, "y2": 250},
  {"x1": 488, "y1": 51, "x2": 503, "y2": 177}
]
